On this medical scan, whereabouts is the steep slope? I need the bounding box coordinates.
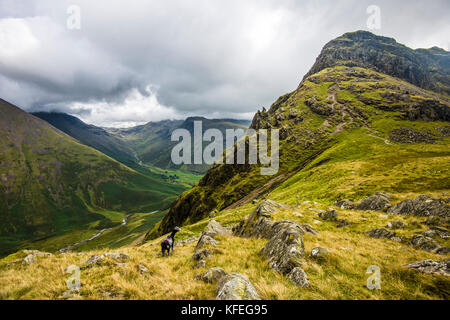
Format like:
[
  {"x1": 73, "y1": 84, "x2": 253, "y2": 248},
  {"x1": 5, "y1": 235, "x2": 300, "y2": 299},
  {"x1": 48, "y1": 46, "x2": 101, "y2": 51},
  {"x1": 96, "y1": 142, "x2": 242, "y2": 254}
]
[
  {"x1": 149, "y1": 31, "x2": 450, "y2": 237},
  {"x1": 0, "y1": 99, "x2": 185, "y2": 256},
  {"x1": 31, "y1": 112, "x2": 136, "y2": 167}
]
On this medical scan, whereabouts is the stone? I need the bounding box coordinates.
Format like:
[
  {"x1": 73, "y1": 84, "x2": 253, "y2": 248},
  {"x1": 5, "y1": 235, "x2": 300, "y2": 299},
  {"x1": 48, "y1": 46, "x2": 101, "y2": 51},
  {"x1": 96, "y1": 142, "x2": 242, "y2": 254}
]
[
  {"x1": 138, "y1": 263, "x2": 149, "y2": 274},
  {"x1": 311, "y1": 247, "x2": 329, "y2": 259},
  {"x1": 424, "y1": 227, "x2": 450, "y2": 240},
  {"x1": 422, "y1": 216, "x2": 449, "y2": 226},
  {"x1": 202, "y1": 219, "x2": 230, "y2": 238},
  {"x1": 104, "y1": 252, "x2": 129, "y2": 260},
  {"x1": 356, "y1": 192, "x2": 392, "y2": 211},
  {"x1": 288, "y1": 267, "x2": 309, "y2": 287},
  {"x1": 195, "y1": 260, "x2": 206, "y2": 269},
  {"x1": 81, "y1": 254, "x2": 104, "y2": 269},
  {"x1": 202, "y1": 267, "x2": 227, "y2": 284},
  {"x1": 216, "y1": 273, "x2": 260, "y2": 300},
  {"x1": 388, "y1": 194, "x2": 450, "y2": 218},
  {"x1": 409, "y1": 235, "x2": 442, "y2": 253},
  {"x1": 334, "y1": 199, "x2": 355, "y2": 209},
  {"x1": 318, "y1": 210, "x2": 338, "y2": 220},
  {"x1": 195, "y1": 235, "x2": 218, "y2": 251},
  {"x1": 22, "y1": 254, "x2": 37, "y2": 265},
  {"x1": 367, "y1": 228, "x2": 396, "y2": 239},
  {"x1": 386, "y1": 221, "x2": 405, "y2": 229},
  {"x1": 259, "y1": 224, "x2": 305, "y2": 275},
  {"x1": 406, "y1": 259, "x2": 449, "y2": 277},
  {"x1": 192, "y1": 249, "x2": 213, "y2": 261}
]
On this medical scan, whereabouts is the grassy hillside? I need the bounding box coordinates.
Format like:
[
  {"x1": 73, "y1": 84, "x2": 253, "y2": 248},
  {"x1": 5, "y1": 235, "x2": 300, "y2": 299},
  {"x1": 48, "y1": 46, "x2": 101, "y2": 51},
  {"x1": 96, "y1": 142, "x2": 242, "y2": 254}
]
[{"x1": 0, "y1": 99, "x2": 185, "y2": 257}]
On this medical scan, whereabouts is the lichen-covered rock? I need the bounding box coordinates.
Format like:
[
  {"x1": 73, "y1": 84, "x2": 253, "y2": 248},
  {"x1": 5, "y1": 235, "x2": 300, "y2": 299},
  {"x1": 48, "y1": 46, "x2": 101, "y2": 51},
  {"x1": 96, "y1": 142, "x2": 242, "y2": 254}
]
[
  {"x1": 104, "y1": 252, "x2": 129, "y2": 260},
  {"x1": 311, "y1": 247, "x2": 329, "y2": 260},
  {"x1": 195, "y1": 235, "x2": 218, "y2": 251},
  {"x1": 388, "y1": 195, "x2": 450, "y2": 218},
  {"x1": 22, "y1": 254, "x2": 37, "y2": 265},
  {"x1": 216, "y1": 273, "x2": 260, "y2": 300},
  {"x1": 259, "y1": 224, "x2": 305, "y2": 275},
  {"x1": 318, "y1": 210, "x2": 338, "y2": 220},
  {"x1": 367, "y1": 228, "x2": 396, "y2": 239},
  {"x1": 409, "y1": 235, "x2": 442, "y2": 253},
  {"x1": 81, "y1": 255, "x2": 104, "y2": 269},
  {"x1": 407, "y1": 259, "x2": 449, "y2": 277},
  {"x1": 202, "y1": 219, "x2": 230, "y2": 238},
  {"x1": 335, "y1": 199, "x2": 355, "y2": 209},
  {"x1": 386, "y1": 221, "x2": 405, "y2": 229},
  {"x1": 356, "y1": 192, "x2": 392, "y2": 211},
  {"x1": 424, "y1": 227, "x2": 450, "y2": 240},
  {"x1": 234, "y1": 200, "x2": 316, "y2": 239},
  {"x1": 288, "y1": 267, "x2": 309, "y2": 287},
  {"x1": 192, "y1": 249, "x2": 213, "y2": 261},
  {"x1": 203, "y1": 267, "x2": 227, "y2": 284}
]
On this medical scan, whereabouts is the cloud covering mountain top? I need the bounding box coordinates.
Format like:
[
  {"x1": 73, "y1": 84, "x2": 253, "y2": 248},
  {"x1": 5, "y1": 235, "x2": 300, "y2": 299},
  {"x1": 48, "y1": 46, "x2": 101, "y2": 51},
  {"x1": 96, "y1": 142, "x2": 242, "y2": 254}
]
[{"x1": 0, "y1": 0, "x2": 449, "y2": 127}]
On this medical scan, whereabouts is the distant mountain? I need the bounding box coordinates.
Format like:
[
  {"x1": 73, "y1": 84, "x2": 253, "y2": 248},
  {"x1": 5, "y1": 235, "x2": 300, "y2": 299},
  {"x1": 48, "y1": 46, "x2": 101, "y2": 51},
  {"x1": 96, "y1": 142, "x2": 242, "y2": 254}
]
[
  {"x1": 0, "y1": 99, "x2": 185, "y2": 256},
  {"x1": 34, "y1": 112, "x2": 251, "y2": 174},
  {"x1": 32, "y1": 112, "x2": 136, "y2": 166},
  {"x1": 149, "y1": 31, "x2": 450, "y2": 237}
]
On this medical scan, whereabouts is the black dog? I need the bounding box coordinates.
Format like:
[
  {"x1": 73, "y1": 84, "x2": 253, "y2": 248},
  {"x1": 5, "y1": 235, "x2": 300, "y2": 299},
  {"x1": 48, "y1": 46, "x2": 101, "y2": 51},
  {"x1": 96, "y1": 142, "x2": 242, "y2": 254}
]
[{"x1": 161, "y1": 226, "x2": 181, "y2": 257}]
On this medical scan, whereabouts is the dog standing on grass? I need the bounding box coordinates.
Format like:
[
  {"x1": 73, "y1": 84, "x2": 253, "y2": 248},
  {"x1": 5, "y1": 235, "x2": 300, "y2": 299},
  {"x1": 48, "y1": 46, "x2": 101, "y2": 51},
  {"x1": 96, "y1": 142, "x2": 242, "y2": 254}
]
[{"x1": 161, "y1": 226, "x2": 181, "y2": 257}]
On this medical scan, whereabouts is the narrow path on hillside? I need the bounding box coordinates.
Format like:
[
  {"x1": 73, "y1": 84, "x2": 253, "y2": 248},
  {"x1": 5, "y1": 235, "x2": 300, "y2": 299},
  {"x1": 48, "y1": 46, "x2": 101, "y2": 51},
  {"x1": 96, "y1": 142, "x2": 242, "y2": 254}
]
[{"x1": 58, "y1": 213, "x2": 141, "y2": 253}]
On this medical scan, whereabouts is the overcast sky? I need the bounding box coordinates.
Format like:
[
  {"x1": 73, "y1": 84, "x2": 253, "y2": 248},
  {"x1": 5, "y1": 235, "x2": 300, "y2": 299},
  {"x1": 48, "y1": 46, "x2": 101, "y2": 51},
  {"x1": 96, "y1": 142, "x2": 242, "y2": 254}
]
[{"x1": 0, "y1": 0, "x2": 449, "y2": 127}]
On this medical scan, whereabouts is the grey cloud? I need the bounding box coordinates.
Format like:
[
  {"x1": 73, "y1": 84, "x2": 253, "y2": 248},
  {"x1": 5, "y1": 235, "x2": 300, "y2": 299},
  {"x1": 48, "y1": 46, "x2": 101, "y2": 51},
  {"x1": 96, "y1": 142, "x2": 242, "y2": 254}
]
[{"x1": 0, "y1": 0, "x2": 449, "y2": 126}]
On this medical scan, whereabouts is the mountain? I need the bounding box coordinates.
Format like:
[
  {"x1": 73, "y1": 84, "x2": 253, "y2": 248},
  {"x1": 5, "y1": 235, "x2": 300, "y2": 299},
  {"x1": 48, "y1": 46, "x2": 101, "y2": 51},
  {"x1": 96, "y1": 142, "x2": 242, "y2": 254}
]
[
  {"x1": 148, "y1": 30, "x2": 450, "y2": 237},
  {"x1": 31, "y1": 112, "x2": 136, "y2": 167},
  {"x1": 34, "y1": 113, "x2": 251, "y2": 174},
  {"x1": 0, "y1": 99, "x2": 185, "y2": 256},
  {"x1": 108, "y1": 117, "x2": 251, "y2": 174}
]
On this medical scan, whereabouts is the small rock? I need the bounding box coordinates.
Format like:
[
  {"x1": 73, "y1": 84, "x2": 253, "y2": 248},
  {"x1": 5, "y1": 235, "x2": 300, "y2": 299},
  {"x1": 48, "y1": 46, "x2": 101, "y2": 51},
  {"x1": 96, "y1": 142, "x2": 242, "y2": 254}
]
[
  {"x1": 192, "y1": 249, "x2": 213, "y2": 261},
  {"x1": 311, "y1": 247, "x2": 329, "y2": 259},
  {"x1": 138, "y1": 263, "x2": 149, "y2": 274},
  {"x1": 367, "y1": 228, "x2": 396, "y2": 239},
  {"x1": 195, "y1": 235, "x2": 218, "y2": 251},
  {"x1": 216, "y1": 273, "x2": 260, "y2": 300},
  {"x1": 195, "y1": 260, "x2": 207, "y2": 269},
  {"x1": 22, "y1": 254, "x2": 37, "y2": 265},
  {"x1": 313, "y1": 220, "x2": 322, "y2": 225},
  {"x1": 288, "y1": 267, "x2": 309, "y2": 287},
  {"x1": 386, "y1": 221, "x2": 405, "y2": 229},
  {"x1": 202, "y1": 267, "x2": 227, "y2": 284},
  {"x1": 318, "y1": 210, "x2": 338, "y2": 220},
  {"x1": 334, "y1": 199, "x2": 355, "y2": 209},
  {"x1": 81, "y1": 254, "x2": 104, "y2": 269},
  {"x1": 104, "y1": 252, "x2": 129, "y2": 260}
]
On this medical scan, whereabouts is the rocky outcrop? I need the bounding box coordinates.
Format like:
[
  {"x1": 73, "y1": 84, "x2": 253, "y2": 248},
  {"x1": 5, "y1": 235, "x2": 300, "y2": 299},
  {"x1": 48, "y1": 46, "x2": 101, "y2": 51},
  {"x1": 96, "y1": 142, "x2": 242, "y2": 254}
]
[
  {"x1": 389, "y1": 128, "x2": 436, "y2": 144},
  {"x1": 335, "y1": 199, "x2": 355, "y2": 209},
  {"x1": 409, "y1": 235, "x2": 448, "y2": 254},
  {"x1": 104, "y1": 252, "x2": 129, "y2": 260},
  {"x1": 21, "y1": 250, "x2": 53, "y2": 265},
  {"x1": 22, "y1": 254, "x2": 37, "y2": 265},
  {"x1": 388, "y1": 195, "x2": 450, "y2": 218},
  {"x1": 406, "y1": 259, "x2": 449, "y2": 277},
  {"x1": 234, "y1": 200, "x2": 317, "y2": 239},
  {"x1": 202, "y1": 267, "x2": 227, "y2": 284},
  {"x1": 193, "y1": 220, "x2": 229, "y2": 260},
  {"x1": 424, "y1": 227, "x2": 450, "y2": 240},
  {"x1": 81, "y1": 254, "x2": 104, "y2": 269},
  {"x1": 216, "y1": 273, "x2": 260, "y2": 300},
  {"x1": 356, "y1": 192, "x2": 391, "y2": 211}
]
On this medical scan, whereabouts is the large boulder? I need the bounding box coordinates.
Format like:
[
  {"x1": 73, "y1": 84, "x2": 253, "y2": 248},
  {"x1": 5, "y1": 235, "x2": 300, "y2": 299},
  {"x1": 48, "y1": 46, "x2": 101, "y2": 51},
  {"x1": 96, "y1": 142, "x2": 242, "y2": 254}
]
[
  {"x1": 202, "y1": 219, "x2": 230, "y2": 238},
  {"x1": 202, "y1": 267, "x2": 227, "y2": 284},
  {"x1": 193, "y1": 220, "x2": 228, "y2": 260},
  {"x1": 234, "y1": 200, "x2": 317, "y2": 239},
  {"x1": 407, "y1": 259, "x2": 449, "y2": 277},
  {"x1": 388, "y1": 195, "x2": 450, "y2": 218},
  {"x1": 259, "y1": 224, "x2": 305, "y2": 275},
  {"x1": 216, "y1": 273, "x2": 260, "y2": 300},
  {"x1": 356, "y1": 192, "x2": 392, "y2": 211}
]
